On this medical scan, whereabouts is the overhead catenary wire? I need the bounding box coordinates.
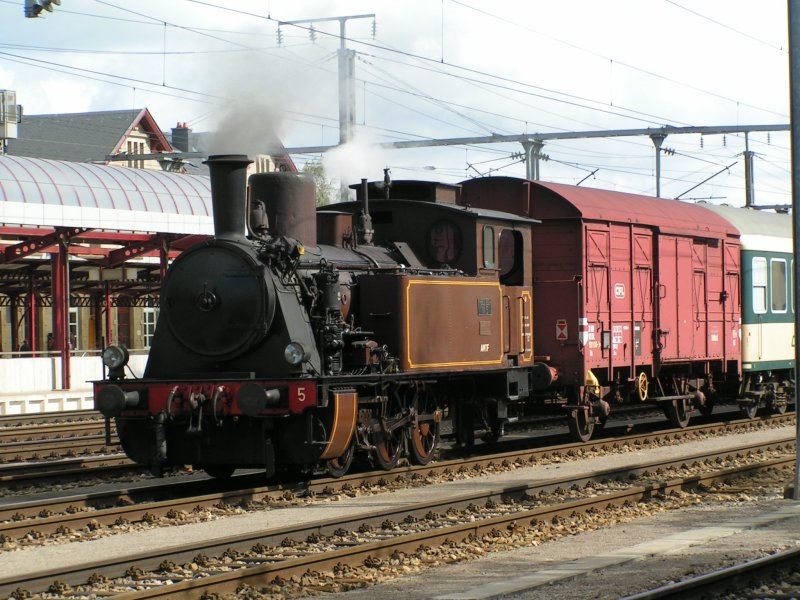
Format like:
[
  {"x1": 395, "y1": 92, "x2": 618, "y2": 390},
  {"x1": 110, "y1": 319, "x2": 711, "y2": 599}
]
[{"x1": 0, "y1": 0, "x2": 789, "y2": 203}]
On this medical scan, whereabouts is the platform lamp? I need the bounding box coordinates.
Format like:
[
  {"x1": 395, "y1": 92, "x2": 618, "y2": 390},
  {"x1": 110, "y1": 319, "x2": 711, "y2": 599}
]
[{"x1": 24, "y1": 0, "x2": 60, "y2": 18}]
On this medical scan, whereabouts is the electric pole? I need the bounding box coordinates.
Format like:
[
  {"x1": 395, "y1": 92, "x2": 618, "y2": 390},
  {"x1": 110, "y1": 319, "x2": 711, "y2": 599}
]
[
  {"x1": 278, "y1": 14, "x2": 374, "y2": 147},
  {"x1": 278, "y1": 14, "x2": 375, "y2": 200}
]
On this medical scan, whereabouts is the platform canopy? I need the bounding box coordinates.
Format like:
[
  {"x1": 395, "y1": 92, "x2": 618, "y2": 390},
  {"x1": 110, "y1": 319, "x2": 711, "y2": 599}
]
[
  {"x1": 0, "y1": 155, "x2": 212, "y2": 234},
  {"x1": 0, "y1": 155, "x2": 214, "y2": 302}
]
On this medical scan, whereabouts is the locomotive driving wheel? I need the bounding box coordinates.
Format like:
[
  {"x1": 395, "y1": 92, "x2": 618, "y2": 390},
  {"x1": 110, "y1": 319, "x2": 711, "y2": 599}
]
[
  {"x1": 408, "y1": 388, "x2": 441, "y2": 465},
  {"x1": 325, "y1": 441, "x2": 355, "y2": 478},
  {"x1": 369, "y1": 392, "x2": 406, "y2": 470},
  {"x1": 371, "y1": 429, "x2": 403, "y2": 470}
]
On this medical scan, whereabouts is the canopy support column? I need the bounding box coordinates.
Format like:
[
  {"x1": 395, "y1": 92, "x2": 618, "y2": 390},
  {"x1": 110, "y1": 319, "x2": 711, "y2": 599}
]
[{"x1": 52, "y1": 239, "x2": 70, "y2": 389}]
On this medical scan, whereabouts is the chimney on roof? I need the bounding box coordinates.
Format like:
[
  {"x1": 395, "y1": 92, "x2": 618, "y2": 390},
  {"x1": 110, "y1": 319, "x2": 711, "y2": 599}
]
[{"x1": 171, "y1": 121, "x2": 191, "y2": 152}]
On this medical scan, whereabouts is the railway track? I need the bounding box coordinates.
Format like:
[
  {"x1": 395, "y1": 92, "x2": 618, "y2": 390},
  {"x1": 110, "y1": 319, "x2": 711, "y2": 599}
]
[
  {"x1": 0, "y1": 410, "x2": 99, "y2": 428},
  {"x1": 0, "y1": 411, "x2": 791, "y2": 507},
  {"x1": 1, "y1": 435, "x2": 793, "y2": 598},
  {"x1": 0, "y1": 410, "x2": 119, "y2": 465},
  {"x1": 0, "y1": 400, "x2": 766, "y2": 463},
  {"x1": 0, "y1": 433, "x2": 119, "y2": 463},
  {"x1": 0, "y1": 413, "x2": 794, "y2": 536},
  {"x1": 623, "y1": 545, "x2": 800, "y2": 599},
  {"x1": 0, "y1": 421, "x2": 110, "y2": 444},
  {"x1": 0, "y1": 454, "x2": 134, "y2": 487}
]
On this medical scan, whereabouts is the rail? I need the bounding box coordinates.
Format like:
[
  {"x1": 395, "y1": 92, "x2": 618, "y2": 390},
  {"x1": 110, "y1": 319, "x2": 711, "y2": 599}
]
[{"x1": 0, "y1": 439, "x2": 793, "y2": 598}]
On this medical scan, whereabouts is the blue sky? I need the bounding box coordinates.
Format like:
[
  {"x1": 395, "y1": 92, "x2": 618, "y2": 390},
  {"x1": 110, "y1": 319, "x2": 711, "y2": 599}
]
[{"x1": 0, "y1": 0, "x2": 791, "y2": 205}]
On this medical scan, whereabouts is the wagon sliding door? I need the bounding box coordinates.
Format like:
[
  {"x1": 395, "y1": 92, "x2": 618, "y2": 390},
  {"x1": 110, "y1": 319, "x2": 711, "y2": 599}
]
[
  {"x1": 585, "y1": 228, "x2": 610, "y2": 372},
  {"x1": 655, "y1": 235, "x2": 692, "y2": 361}
]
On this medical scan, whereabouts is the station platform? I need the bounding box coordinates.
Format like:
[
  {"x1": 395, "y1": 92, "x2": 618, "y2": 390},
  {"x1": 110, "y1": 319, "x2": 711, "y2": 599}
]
[{"x1": 0, "y1": 353, "x2": 146, "y2": 415}]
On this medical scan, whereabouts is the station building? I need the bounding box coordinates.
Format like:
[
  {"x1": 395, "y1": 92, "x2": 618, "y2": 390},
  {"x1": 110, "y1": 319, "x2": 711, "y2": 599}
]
[{"x1": 0, "y1": 106, "x2": 293, "y2": 414}]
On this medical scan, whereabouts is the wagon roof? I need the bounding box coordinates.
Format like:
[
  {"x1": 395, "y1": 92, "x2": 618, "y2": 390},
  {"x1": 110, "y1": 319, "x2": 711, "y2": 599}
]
[
  {"x1": 323, "y1": 199, "x2": 539, "y2": 224},
  {"x1": 531, "y1": 181, "x2": 739, "y2": 239}
]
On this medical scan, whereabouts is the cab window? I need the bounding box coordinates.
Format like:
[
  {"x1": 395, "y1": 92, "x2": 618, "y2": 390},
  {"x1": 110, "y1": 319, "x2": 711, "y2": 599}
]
[
  {"x1": 483, "y1": 226, "x2": 495, "y2": 268},
  {"x1": 499, "y1": 229, "x2": 524, "y2": 286}
]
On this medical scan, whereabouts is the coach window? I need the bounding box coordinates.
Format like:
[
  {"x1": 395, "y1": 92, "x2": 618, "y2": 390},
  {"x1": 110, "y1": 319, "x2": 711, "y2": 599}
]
[
  {"x1": 752, "y1": 256, "x2": 767, "y2": 314},
  {"x1": 770, "y1": 258, "x2": 787, "y2": 313},
  {"x1": 483, "y1": 226, "x2": 495, "y2": 268}
]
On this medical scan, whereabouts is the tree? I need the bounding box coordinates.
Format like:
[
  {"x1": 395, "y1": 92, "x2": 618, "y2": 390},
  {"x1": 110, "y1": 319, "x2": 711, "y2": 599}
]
[{"x1": 302, "y1": 159, "x2": 335, "y2": 206}]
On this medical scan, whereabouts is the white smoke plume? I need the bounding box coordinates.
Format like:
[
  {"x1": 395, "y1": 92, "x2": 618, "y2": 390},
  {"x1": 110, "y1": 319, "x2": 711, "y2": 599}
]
[{"x1": 323, "y1": 132, "x2": 390, "y2": 199}]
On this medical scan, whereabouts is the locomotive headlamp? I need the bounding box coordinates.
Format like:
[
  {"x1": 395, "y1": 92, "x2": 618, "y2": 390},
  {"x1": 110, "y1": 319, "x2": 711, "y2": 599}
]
[
  {"x1": 102, "y1": 345, "x2": 129, "y2": 370},
  {"x1": 284, "y1": 341, "x2": 306, "y2": 366}
]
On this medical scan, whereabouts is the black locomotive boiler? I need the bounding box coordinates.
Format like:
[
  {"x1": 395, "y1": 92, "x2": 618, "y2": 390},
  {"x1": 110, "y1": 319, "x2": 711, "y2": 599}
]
[{"x1": 94, "y1": 155, "x2": 552, "y2": 478}]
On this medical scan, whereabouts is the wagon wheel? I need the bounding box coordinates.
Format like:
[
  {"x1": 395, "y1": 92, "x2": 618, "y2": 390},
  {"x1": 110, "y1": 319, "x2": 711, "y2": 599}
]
[
  {"x1": 636, "y1": 372, "x2": 649, "y2": 402},
  {"x1": 325, "y1": 441, "x2": 355, "y2": 478},
  {"x1": 665, "y1": 398, "x2": 690, "y2": 428},
  {"x1": 203, "y1": 465, "x2": 235, "y2": 479},
  {"x1": 741, "y1": 403, "x2": 758, "y2": 419},
  {"x1": 567, "y1": 405, "x2": 595, "y2": 442},
  {"x1": 370, "y1": 429, "x2": 404, "y2": 470},
  {"x1": 408, "y1": 389, "x2": 440, "y2": 465},
  {"x1": 698, "y1": 396, "x2": 715, "y2": 417},
  {"x1": 770, "y1": 398, "x2": 788, "y2": 415},
  {"x1": 594, "y1": 415, "x2": 608, "y2": 433},
  {"x1": 767, "y1": 385, "x2": 788, "y2": 415}
]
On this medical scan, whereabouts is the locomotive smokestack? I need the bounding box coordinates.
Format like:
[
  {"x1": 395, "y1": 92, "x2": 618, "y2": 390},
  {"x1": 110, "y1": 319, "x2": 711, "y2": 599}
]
[{"x1": 204, "y1": 154, "x2": 253, "y2": 240}]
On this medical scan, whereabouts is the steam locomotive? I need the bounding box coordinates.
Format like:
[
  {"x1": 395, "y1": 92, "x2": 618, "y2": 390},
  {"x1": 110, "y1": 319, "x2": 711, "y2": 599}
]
[
  {"x1": 95, "y1": 155, "x2": 551, "y2": 478},
  {"x1": 94, "y1": 154, "x2": 795, "y2": 478}
]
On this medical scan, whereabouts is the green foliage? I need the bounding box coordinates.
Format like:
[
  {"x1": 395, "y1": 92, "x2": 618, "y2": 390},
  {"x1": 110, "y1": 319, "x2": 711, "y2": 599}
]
[{"x1": 302, "y1": 159, "x2": 334, "y2": 206}]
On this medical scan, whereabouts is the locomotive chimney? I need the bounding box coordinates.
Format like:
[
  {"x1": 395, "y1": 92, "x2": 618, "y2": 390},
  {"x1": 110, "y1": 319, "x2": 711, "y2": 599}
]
[{"x1": 204, "y1": 154, "x2": 253, "y2": 240}]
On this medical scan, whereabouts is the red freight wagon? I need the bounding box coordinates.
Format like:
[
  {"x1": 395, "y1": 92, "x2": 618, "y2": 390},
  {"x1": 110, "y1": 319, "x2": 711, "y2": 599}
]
[{"x1": 460, "y1": 177, "x2": 741, "y2": 440}]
